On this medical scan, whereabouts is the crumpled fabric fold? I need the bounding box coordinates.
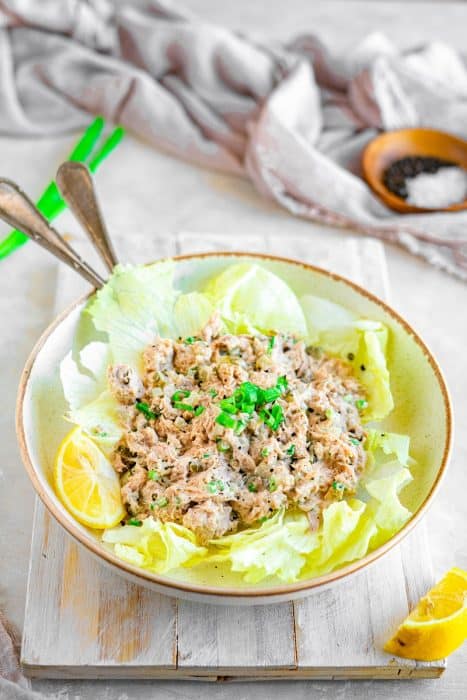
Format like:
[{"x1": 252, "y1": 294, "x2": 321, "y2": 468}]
[{"x1": 0, "y1": 0, "x2": 466, "y2": 278}]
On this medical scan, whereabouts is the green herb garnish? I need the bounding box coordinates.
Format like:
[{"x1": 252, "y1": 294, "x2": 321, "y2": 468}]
[
  {"x1": 268, "y1": 477, "x2": 277, "y2": 492},
  {"x1": 171, "y1": 390, "x2": 191, "y2": 402},
  {"x1": 349, "y1": 437, "x2": 361, "y2": 446},
  {"x1": 355, "y1": 399, "x2": 368, "y2": 410},
  {"x1": 332, "y1": 481, "x2": 345, "y2": 491},
  {"x1": 135, "y1": 401, "x2": 158, "y2": 420},
  {"x1": 174, "y1": 401, "x2": 195, "y2": 412},
  {"x1": 286, "y1": 444, "x2": 295, "y2": 457},
  {"x1": 248, "y1": 482, "x2": 257, "y2": 493},
  {"x1": 325, "y1": 408, "x2": 334, "y2": 420},
  {"x1": 128, "y1": 518, "x2": 143, "y2": 527},
  {"x1": 184, "y1": 336, "x2": 197, "y2": 344},
  {"x1": 234, "y1": 419, "x2": 247, "y2": 435},
  {"x1": 155, "y1": 497, "x2": 168, "y2": 508},
  {"x1": 261, "y1": 448, "x2": 269, "y2": 457},
  {"x1": 267, "y1": 335, "x2": 276, "y2": 353},
  {"x1": 207, "y1": 479, "x2": 224, "y2": 494},
  {"x1": 209, "y1": 389, "x2": 218, "y2": 398},
  {"x1": 194, "y1": 405, "x2": 206, "y2": 417},
  {"x1": 216, "y1": 412, "x2": 237, "y2": 429},
  {"x1": 219, "y1": 398, "x2": 237, "y2": 414},
  {"x1": 216, "y1": 439, "x2": 231, "y2": 452},
  {"x1": 147, "y1": 470, "x2": 160, "y2": 481}
]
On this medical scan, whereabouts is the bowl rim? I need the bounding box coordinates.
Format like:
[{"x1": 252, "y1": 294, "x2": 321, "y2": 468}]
[
  {"x1": 362, "y1": 127, "x2": 467, "y2": 214},
  {"x1": 16, "y1": 251, "x2": 453, "y2": 599}
]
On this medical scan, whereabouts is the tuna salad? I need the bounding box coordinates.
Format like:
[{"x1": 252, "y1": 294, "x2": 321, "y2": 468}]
[{"x1": 109, "y1": 314, "x2": 368, "y2": 544}]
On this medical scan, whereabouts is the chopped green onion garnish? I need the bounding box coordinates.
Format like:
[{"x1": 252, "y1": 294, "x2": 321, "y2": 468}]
[
  {"x1": 332, "y1": 481, "x2": 345, "y2": 491},
  {"x1": 184, "y1": 336, "x2": 197, "y2": 344},
  {"x1": 276, "y1": 375, "x2": 288, "y2": 393},
  {"x1": 258, "y1": 386, "x2": 281, "y2": 404},
  {"x1": 147, "y1": 470, "x2": 160, "y2": 481},
  {"x1": 258, "y1": 516, "x2": 269, "y2": 524},
  {"x1": 171, "y1": 390, "x2": 191, "y2": 402},
  {"x1": 325, "y1": 408, "x2": 334, "y2": 420},
  {"x1": 343, "y1": 394, "x2": 354, "y2": 403},
  {"x1": 234, "y1": 419, "x2": 247, "y2": 435},
  {"x1": 349, "y1": 437, "x2": 361, "y2": 446},
  {"x1": 135, "y1": 401, "x2": 158, "y2": 420},
  {"x1": 174, "y1": 401, "x2": 195, "y2": 411},
  {"x1": 216, "y1": 439, "x2": 231, "y2": 452},
  {"x1": 194, "y1": 405, "x2": 205, "y2": 416},
  {"x1": 267, "y1": 335, "x2": 276, "y2": 353},
  {"x1": 261, "y1": 448, "x2": 269, "y2": 457},
  {"x1": 270, "y1": 404, "x2": 284, "y2": 430},
  {"x1": 209, "y1": 389, "x2": 218, "y2": 398},
  {"x1": 155, "y1": 497, "x2": 168, "y2": 508},
  {"x1": 355, "y1": 399, "x2": 368, "y2": 410},
  {"x1": 206, "y1": 479, "x2": 224, "y2": 494},
  {"x1": 286, "y1": 444, "x2": 295, "y2": 456},
  {"x1": 248, "y1": 482, "x2": 257, "y2": 493},
  {"x1": 219, "y1": 399, "x2": 237, "y2": 414},
  {"x1": 128, "y1": 518, "x2": 143, "y2": 527},
  {"x1": 203, "y1": 453, "x2": 210, "y2": 459},
  {"x1": 268, "y1": 477, "x2": 277, "y2": 492},
  {"x1": 216, "y1": 412, "x2": 237, "y2": 429}
]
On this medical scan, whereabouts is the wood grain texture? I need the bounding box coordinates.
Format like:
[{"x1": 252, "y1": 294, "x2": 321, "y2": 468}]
[{"x1": 21, "y1": 233, "x2": 444, "y2": 680}]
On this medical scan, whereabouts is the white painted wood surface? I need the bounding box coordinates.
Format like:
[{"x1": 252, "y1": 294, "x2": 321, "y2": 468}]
[{"x1": 21, "y1": 233, "x2": 445, "y2": 680}]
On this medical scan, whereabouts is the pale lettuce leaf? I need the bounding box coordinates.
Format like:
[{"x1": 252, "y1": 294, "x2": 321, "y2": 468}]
[
  {"x1": 86, "y1": 261, "x2": 178, "y2": 370},
  {"x1": 208, "y1": 509, "x2": 319, "y2": 583},
  {"x1": 204, "y1": 262, "x2": 307, "y2": 336},
  {"x1": 301, "y1": 294, "x2": 393, "y2": 422},
  {"x1": 173, "y1": 292, "x2": 216, "y2": 338},
  {"x1": 103, "y1": 518, "x2": 207, "y2": 573}
]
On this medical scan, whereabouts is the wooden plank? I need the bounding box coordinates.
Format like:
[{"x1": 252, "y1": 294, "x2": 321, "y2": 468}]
[
  {"x1": 21, "y1": 233, "x2": 443, "y2": 680},
  {"x1": 177, "y1": 601, "x2": 296, "y2": 672},
  {"x1": 22, "y1": 505, "x2": 177, "y2": 671}
]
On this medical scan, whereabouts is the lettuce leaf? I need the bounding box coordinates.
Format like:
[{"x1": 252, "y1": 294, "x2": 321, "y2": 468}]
[
  {"x1": 86, "y1": 262, "x2": 178, "y2": 370},
  {"x1": 60, "y1": 343, "x2": 123, "y2": 452},
  {"x1": 103, "y1": 518, "x2": 207, "y2": 574},
  {"x1": 173, "y1": 292, "x2": 215, "y2": 338},
  {"x1": 204, "y1": 262, "x2": 307, "y2": 336},
  {"x1": 207, "y1": 509, "x2": 319, "y2": 583},
  {"x1": 301, "y1": 295, "x2": 394, "y2": 421}
]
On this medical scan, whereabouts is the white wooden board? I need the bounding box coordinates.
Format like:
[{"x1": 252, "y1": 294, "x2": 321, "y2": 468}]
[{"x1": 21, "y1": 233, "x2": 445, "y2": 680}]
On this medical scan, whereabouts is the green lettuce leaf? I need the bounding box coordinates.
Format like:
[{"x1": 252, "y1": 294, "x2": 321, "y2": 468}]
[
  {"x1": 60, "y1": 342, "x2": 123, "y2": 453},
  {"x1": 208, "y1": 509, "x2": 319, "y2": 583},
  {"x1": 86, "y1": 262, "x2": 178, "y2": 370},
  {"x1": 204, "y1": 262, "x2": 307, "y2": 336},
  {"x1": 103, "y1": 518, "x2": 207, "y2": 574},
  {"x1": 301, "y1": 295, "x2": 393, "y2": 421},
  {"x1": 173, "y1": 292, "x2": 216, "y2": 338}
]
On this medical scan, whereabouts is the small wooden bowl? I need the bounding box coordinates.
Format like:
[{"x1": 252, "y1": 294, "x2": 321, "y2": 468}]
[{"x1": 362, "y1": 128, "x2": 467, "y2": 213}]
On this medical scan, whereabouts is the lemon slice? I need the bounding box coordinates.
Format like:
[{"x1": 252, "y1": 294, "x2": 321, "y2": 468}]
[
  {"x1": 384, "y1": 567, "x2": 467, "y2": 661},
  {"x1": 54, "y1": 427, "x2": 125, "y2": 529}
]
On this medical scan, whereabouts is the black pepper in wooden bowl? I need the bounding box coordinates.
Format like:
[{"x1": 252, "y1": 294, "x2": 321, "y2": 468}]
[{"x1": 383, "y1": 156, "x2": 457, "y2": 200}]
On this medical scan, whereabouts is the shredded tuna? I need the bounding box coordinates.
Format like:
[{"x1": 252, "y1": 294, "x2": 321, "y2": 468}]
[{"x1": 109, "y1": 314, "x2": 368, "y2": 544}]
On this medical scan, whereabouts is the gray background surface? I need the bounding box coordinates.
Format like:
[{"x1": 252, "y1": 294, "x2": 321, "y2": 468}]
[{"x1": 0, "y1": 1, "x2": 466, "y2": 697}]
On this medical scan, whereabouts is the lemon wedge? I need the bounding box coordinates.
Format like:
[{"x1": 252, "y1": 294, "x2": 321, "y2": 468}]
[
  {"x1": 54, "y1": 427, "x2": 125, "y2": 529},
  {"x1": 384, "y1": 567, "x2": 467, "y2": 661}
]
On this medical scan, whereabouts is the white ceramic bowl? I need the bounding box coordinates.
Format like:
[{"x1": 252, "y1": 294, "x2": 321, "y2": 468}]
[{"x1": 17, "y1": 253, "x2": 452, "y2": 605}]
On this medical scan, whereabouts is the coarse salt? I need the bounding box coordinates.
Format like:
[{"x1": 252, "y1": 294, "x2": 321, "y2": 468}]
[{"x1": 406, "y1": 167, "x2": 467, "y2": 209}]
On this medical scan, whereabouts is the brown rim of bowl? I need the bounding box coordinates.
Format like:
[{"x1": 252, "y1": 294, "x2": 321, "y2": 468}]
[{"x1": 16, "y1": 251, "x2": 453, "y2": 599}]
